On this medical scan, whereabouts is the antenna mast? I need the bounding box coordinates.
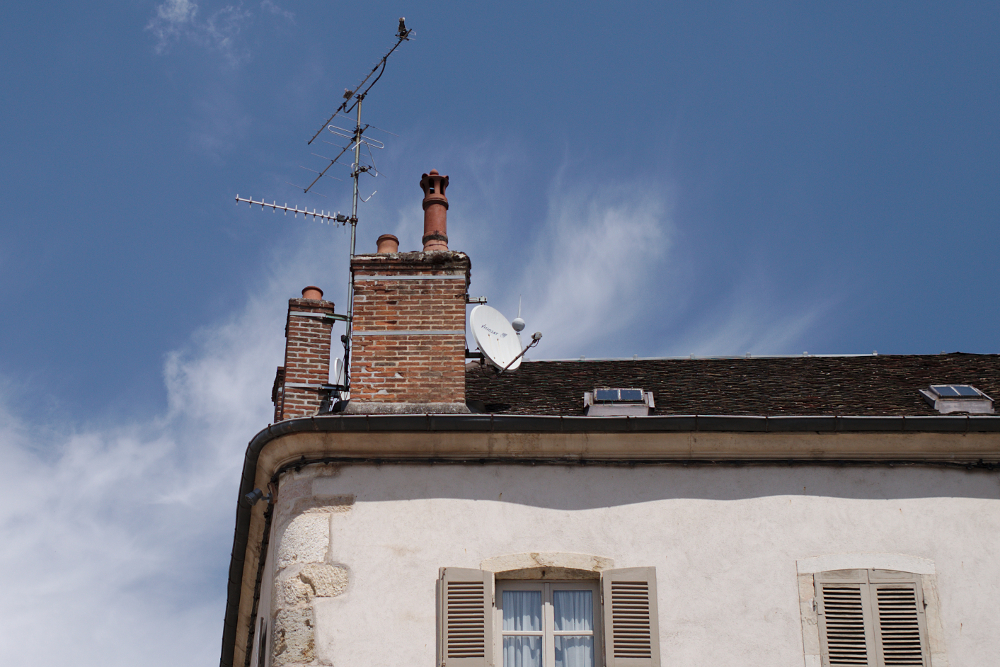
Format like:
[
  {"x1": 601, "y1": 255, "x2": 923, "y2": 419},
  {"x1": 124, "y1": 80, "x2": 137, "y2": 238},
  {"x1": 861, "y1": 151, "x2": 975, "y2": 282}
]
[{"x1": 235, "y1": 18, "x2": 413, "y2": 401}]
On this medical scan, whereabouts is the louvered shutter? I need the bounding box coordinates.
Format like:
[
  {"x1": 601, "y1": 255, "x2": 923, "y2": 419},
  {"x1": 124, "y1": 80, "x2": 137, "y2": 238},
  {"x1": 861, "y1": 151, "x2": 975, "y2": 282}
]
[
  {"x1": 438, "y1": 567, "x2": 495, "y2": 667},
  {"x1": 870, "y1": 571, "x2": 929, "y2": 667},
  {"x1": 816, "y1": 570, "x2": 875, "y2": 666},
  {"x1": 601, "y1": 567, "x2": 660, "y2": 667},
  {"x1": 816, "y1": 570, "x2": 929, "y2": 667}
]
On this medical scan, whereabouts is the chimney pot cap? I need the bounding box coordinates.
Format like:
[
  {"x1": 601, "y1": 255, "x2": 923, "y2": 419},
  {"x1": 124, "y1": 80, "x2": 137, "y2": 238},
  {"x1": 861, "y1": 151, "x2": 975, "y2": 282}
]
[
  {"x1": 376, "y1": 234, "x2": 400, "y2": 254},
  {"x1": 301, "y1": 286, "x2": 324, "y2": 300}
]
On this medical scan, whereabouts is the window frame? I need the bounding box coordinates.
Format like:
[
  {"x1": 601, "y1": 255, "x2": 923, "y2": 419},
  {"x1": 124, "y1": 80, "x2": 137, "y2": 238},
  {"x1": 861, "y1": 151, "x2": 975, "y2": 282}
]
[{"x1": 494, "y1": 580, "x2": 604, "y2": 667}]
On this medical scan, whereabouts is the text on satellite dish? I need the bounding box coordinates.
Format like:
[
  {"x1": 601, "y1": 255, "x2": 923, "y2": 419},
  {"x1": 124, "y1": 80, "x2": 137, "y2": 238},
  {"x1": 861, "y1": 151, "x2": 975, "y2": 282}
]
[{"x1": 480, "y1": 324, "x2": 508, "y2": 338}]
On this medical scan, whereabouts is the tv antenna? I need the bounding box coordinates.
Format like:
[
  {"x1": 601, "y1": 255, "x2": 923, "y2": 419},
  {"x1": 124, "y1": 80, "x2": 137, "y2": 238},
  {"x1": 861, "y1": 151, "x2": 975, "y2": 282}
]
[{"x1": 234, "y1": 18, "x2": 414, "y2": 399}]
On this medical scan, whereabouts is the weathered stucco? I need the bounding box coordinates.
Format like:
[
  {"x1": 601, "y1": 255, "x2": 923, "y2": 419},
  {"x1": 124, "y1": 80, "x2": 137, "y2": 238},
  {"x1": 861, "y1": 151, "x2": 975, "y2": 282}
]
[{"x1": 252, "y1": 462, "x2": 1000, "y2": 667}]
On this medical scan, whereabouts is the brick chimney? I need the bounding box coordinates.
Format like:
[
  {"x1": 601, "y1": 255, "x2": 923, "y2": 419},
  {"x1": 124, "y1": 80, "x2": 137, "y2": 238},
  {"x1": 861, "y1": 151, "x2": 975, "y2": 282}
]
[
  {"x1": 345, "y1": 170, "x2": 471, "y2": 413},
  {"x1": 272, "y1": 286, "x2": 337, "y2": 421}
]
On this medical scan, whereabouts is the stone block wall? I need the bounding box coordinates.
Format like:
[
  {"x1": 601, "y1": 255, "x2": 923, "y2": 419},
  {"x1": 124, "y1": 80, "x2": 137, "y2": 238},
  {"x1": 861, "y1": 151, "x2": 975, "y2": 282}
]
[{"x1": 267, "y1": 471, "x2": 354, "y2": 667}]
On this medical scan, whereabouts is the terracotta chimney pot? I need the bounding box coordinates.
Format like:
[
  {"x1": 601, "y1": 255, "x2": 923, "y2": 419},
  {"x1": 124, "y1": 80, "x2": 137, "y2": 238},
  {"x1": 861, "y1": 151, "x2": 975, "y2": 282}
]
[
  {"x1": 301, "y1": 286, "x2": 324, "y2": 300},
  {"x1": 376, "y1": 234, "x2": 399, "y2": 254},
  {"x1": 419, "y1": 169, "x2": 449, "y2": 251}
]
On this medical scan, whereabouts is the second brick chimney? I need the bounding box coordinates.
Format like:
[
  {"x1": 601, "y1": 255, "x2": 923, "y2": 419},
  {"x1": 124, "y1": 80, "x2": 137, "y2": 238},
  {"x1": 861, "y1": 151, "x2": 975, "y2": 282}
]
[
  {"x1": 345, "y1": 169, "x2": 470, "y2": 413},
  {"x1": 272, "y1": 286, "x2": 337, "y2": 421}
]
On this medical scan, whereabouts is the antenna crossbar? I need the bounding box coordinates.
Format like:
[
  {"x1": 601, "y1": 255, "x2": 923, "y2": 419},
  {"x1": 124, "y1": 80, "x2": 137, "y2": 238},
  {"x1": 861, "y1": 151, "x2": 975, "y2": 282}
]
[
  {"x1": 235, "y1": 195, "x2": 348, "y2": 224},
  {"x1": 306, "y1": 23, "x2": 413, "y2": 145}
]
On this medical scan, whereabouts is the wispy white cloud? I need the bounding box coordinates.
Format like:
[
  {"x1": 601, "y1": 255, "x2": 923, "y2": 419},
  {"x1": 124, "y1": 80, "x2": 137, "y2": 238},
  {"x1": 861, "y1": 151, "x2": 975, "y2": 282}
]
[
  {"x1": 260, "y1": 0, "x2": 295, "y2": 22},
  {"x1": 0, "y1": 277, "x2": 292, "y2": 665},
  {"x1": 147, "y1": 0, "x2": 253, "y2": 66},
  {"x1": 370, "y1": 141, "x2": 826, "y2": 359},
  {"x1": 512, "y1": 180, "x2": 672, "y2": 358},
  {"x1": 666, "y1": 296, "x2": 830, "y2": 357}
]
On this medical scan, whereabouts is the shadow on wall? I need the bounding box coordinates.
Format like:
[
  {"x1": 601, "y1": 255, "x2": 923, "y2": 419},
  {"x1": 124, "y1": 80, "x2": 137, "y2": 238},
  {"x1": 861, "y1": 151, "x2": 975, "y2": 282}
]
[{"x1": 302, "y1": 463, "x2": 1000, "y2": 508}]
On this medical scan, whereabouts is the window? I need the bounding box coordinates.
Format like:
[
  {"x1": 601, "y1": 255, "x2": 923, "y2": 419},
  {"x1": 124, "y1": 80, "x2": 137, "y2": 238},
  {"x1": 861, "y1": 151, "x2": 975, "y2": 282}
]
[
  {"x1": 438, "y1": 567, "x2": 659, "y2": 667},
  {"x1": 582, "y1": 389, "x2": 654, "y2": 416},
  {"x1": 919, "y1": 383, "x2": 994, "y2": 414},
  {"x1": 815, "y1": 569, "x2": 929, "y2": 666},
  {"x1": 497, "y1": 581, "x2": 600, "y2": 667}
]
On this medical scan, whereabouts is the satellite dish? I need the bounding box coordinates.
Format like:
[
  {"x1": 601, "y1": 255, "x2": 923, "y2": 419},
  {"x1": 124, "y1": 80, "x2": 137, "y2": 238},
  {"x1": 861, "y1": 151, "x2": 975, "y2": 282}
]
[{"x1": 470, "y1": 305, "x2": 524, "y2": 372}]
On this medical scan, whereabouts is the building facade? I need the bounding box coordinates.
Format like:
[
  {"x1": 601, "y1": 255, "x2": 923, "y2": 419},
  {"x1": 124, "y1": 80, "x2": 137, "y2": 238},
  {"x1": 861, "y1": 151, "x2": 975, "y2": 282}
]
[{"x1": 221, "y1": 171, "x2": 1000, "y2": 667}]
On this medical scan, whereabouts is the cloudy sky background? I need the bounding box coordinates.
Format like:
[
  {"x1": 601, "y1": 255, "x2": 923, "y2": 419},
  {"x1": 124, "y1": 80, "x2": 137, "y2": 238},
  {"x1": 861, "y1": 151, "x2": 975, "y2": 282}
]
[{"x1": 1, "y1": 2, "x2": 998, "y2": 665}]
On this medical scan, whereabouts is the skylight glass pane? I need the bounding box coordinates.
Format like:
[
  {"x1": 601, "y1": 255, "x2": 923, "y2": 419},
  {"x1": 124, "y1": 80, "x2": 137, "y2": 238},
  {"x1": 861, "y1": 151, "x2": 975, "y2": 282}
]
[
  {"x1": 595, "y1": 389, "x2": 619, "y2": 401},
  {"x1": 954, "y1": 385, "x2": 980, "y2": 397},
  {"x1": 619, "y1": 389, "x2": 644, "y2": 402},
  {"x1": 931, "y1": 385, "x2": 960, "y2": 397}
]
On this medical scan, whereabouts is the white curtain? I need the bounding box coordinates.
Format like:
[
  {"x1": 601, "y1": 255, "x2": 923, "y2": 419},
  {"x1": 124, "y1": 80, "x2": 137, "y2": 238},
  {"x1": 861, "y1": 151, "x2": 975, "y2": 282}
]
[
  {"x1": 504, "y1": 637, "x2": 542, "y2": 667},
  {"x1": 553, "y1": 591, "x2": 592, "y2": 631},
  {"x1": 503, "y1": 590, "x2": 542, "y2": 631},
  {"x1": 555, "y1": 637, "x2": 593, "y2": 667},
  {"x1": 503, "y1": 591, "x2": 542, "y2": 667},
  {"x1": 554, "y1": 591, "x2": 594, "y2": 667}
]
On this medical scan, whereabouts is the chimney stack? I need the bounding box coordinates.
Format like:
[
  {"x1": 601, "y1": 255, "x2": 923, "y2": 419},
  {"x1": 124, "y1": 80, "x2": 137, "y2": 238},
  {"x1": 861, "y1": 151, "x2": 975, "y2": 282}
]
[
  {"x1": 420, "y1": 169, "x2": 449, "y2": 251},
  {"x1": 345, "y1": 170, "x2": 470, "y2": 413},
  {"x1": 272, "y1": 286, "x2": 337, "y2": 421}
]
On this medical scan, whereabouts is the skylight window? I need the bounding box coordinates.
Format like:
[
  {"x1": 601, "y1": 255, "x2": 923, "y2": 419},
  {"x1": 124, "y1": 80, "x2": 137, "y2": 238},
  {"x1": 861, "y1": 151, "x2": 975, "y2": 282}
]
[
  {"x1": 584, "y1": 388, "x2": 654, "y2": 416},
  {"x1": 920, "y1": 384, "x2": 994, "y2": 414},
  {"x1": 594, "y1": 388, "x2": 645, "y2": 403},
  {"x1": 929, "y1": 384, "x2": 982, "y2": 398}
]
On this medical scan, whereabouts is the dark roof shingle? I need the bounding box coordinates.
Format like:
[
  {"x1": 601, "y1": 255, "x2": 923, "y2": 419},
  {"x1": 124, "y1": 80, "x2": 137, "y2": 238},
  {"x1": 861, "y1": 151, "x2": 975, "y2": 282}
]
[{"x1": 465, "y1": 353, "x2": 1000, "y2": 416}]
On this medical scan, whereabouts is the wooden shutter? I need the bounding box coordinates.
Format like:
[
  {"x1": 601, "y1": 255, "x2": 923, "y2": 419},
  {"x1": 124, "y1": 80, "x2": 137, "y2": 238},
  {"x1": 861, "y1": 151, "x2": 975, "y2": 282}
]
[
  {"x1": 816, "y1": 570, "x2": 874, "y2": 666},
  {"x1": 816, "y1": 569, "x2": 929, "y2": 667},
  {"x1": 601, "y1": 567, "x2": 660, "y2": 667},
  {"x1": 438, "y1": 567, "x2": 494, "y2": 667},
  {"x1": 870, "y1": 571, "x2": 929, "y2": 667}
]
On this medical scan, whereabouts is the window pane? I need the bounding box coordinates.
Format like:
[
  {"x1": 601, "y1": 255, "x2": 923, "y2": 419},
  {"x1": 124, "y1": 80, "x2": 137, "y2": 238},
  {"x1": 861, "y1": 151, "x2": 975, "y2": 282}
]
[
  {"x1": 595, "y1": 389, "x2": 619, "y2": 401},
  {"x1": 553, "y1": 590, "x2": 593, "y2": 632},
  {"x1": 503, "y1": 590, "x2": 542, "y2": 632},
  {"x1": 619, "y1": 389, "x2": 644, "y2": 402},
  {"x1": 555, "y1": 636, "x2": 594, "y2": 667},
  {"x1": 504, "y1": 637, "x2": 542, "y2": 667}
]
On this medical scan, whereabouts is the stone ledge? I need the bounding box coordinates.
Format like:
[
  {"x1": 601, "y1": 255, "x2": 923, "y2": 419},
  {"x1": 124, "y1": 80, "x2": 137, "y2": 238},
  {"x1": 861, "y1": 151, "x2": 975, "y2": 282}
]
[{"x1": 340, "y1": 401, "x2": 471, "y2": 414}]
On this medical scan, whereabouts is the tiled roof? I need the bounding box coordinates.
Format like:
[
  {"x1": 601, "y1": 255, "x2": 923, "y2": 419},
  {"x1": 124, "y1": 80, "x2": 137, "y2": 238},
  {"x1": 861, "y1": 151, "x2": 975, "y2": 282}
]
[{"x1": 465, "y1": 353, "x2": 1000, "y2": 416}]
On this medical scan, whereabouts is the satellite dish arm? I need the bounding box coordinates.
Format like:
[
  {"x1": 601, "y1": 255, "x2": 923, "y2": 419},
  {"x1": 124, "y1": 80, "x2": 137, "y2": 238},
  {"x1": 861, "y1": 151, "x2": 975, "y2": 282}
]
[{"x1": 496, "y1": 332, "x2": 542, "y2": 376}]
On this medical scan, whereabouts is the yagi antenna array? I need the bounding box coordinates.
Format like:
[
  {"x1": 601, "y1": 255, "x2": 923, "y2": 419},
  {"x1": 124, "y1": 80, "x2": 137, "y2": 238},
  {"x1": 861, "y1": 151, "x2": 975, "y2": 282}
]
[
  {"x1": 233, "y1": 18, "x2": 414, "y2": 401},
  {"x1": 234, "y1": 196, "x2": 348, "y2": 224}
]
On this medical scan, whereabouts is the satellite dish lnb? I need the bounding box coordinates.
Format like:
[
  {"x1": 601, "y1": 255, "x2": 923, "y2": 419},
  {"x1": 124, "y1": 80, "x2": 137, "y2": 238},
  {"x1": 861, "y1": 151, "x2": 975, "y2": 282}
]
[{"x1": 470, "y1": 305, "x2": 524, "y2": 372}]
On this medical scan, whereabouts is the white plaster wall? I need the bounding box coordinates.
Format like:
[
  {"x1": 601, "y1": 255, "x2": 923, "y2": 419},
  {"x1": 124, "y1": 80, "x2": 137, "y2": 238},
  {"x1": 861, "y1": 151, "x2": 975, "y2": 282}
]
[{"x1": 268, "y1": 463, "x2": 1000, "y2": 667}]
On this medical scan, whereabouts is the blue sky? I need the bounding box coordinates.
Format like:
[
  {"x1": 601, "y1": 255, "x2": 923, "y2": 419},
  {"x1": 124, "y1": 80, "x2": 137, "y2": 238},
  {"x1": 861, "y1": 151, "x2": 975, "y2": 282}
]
[{"x1": 0, "y1": 2, "x2": 997, "y2": 665}]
